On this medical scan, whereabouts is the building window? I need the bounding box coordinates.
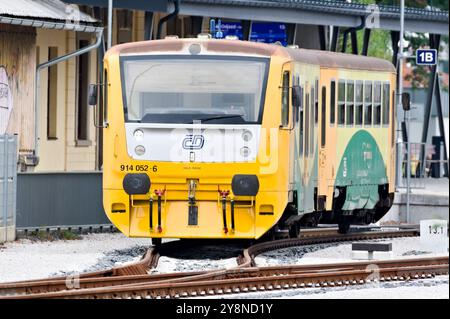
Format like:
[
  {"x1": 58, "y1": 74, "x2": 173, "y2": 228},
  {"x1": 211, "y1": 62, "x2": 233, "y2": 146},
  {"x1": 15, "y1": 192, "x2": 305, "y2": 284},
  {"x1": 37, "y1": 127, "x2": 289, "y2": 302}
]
[
  {"x1": 281, "y1": 71, "x2": 290, "y2": 127},
  {"x1": 47, "y1": 47, "x2": 58, "y2": 140},
  {"x1": 338, "y1": 81, "x2": 345, "y2": 125},
  {"x1": 382, "y1": 83, "x2": 390, "y2": 125},
  {"x1": 355, "y1": 81, "x2": 363, "y2": 126},
  {"x1": 167, "y1": 16, "x2": 182, "y2": 37},
  {"x1": 364, "y1": 82, "x2": 372, "y2": 126},
  {"x1": 330, "y1": 80, "x2": 336, "y2": 125},
  {"x1": 373, "y1": 82, "x2": 382, "y2": 126},
  {"x1": 76, "y1": 40, "x2": 90, "y2": 142},
  {"x1": 346, "y1": 80, "x2": 354, "y2": 126},
  {"x1": 117, "y1": 9, "x2": 133, "y2": 44}
]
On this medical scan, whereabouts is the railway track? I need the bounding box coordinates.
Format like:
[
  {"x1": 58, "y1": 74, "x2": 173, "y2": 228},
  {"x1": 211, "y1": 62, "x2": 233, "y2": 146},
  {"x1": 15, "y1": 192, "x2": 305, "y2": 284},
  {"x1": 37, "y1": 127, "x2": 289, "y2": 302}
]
[{"x1": 1, "y1": 227, "x2": 445, "y2": 299}]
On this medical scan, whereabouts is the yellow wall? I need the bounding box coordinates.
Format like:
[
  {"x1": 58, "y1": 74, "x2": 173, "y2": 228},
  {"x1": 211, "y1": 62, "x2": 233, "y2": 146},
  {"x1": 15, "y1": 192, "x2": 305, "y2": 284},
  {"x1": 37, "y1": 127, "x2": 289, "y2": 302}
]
[{"x1": 35, "y1": 29, "x2": 97, "y2": 172}]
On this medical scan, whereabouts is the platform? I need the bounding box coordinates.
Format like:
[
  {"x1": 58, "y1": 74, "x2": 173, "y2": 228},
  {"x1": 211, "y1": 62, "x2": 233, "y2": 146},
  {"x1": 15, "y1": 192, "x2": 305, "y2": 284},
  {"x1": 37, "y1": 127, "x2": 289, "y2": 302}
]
[{"x1": 382, "y1": 178, "x2": 449, "y2": 224}]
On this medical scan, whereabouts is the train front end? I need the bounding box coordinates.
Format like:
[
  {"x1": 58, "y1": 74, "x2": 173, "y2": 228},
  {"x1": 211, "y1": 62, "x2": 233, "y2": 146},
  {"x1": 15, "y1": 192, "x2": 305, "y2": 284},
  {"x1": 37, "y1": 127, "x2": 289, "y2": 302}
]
[{"x1": 102, "y1": 39, "x2": 290, "y2": 240}]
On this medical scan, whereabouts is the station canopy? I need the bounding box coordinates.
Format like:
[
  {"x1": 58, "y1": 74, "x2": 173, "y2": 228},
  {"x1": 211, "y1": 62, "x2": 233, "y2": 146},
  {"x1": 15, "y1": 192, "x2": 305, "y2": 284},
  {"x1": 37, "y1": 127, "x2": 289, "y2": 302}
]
[{"x1": 63, "y1": 0, "x2": 449, "y2": 35}]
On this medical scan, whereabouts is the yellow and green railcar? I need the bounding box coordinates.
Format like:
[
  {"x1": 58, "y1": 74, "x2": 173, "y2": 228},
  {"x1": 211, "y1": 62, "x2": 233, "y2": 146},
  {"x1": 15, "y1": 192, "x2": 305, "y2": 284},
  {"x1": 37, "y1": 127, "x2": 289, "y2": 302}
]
[{"x1": 97, "y1": 38, "x2": 396, "y2": 243}]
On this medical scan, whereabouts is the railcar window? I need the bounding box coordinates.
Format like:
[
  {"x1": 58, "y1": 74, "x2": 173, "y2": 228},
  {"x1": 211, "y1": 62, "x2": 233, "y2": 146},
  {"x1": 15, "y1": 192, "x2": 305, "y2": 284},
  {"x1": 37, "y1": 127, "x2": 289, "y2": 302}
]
[
  {"x1": 374, "y1": 82, "x2": 382, "y2": 126},
  {"x1": 305, "y1": 91, "x2": 310, "y2": 157},
  {"x1": 330, "y1": 81, "x2": 336, "y2": 125},
  {"x1": 315, "y1": 79, "x2": 319, "y2": 125},
  {"x1": 310, "y1": 86, "x2": 315, "y2": 155},
  {"x1": 338, "y1": 81, "x2": 345, "y2": 125},
  {"x1": 282, "y1": 71, "x2": 290, "y2": 127},
  {"x1": 364, "y1": 82, "x2": 372, "y2": 126},
  {"x1": 382, "y1": 83, "x2": 390, "y2": 125},
  {"x1": 355, "y1": 82, "x2": 363, "y2": 126},
  {"x1": 321, "y1": 86, "x2": 326, "y2": 148},
  {"x1": 121, "y1": 56, "x2": 268, "y2": 124},
  {"x1": 299, "y1": 88, "x2": 304, "y2": 156},
  {"x1": 346, "y1": 81, "x2": 354, "y2": 126},
  {"x1": 293, "y1": 75, "x2": 301, "y2": 123},
  {"x1": 391, "y1": 90, "x2": 395, "y2": 147}
]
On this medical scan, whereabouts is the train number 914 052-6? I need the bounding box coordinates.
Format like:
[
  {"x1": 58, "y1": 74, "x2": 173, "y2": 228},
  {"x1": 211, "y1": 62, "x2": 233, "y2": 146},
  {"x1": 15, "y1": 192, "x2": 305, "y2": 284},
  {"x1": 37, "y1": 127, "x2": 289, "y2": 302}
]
[{"x1": 119, "y1": 164, "x2": 158, "y2": 172}]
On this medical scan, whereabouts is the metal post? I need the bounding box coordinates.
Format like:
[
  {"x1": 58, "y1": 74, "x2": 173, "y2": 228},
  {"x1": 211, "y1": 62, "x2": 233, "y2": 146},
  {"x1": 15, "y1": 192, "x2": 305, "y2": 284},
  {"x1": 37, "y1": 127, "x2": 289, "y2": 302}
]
[
  {"x1": 398, "y1": 0, "x2": 411, "y2": 223},
  {"x1": 362, "y1": 29, "x2": 371, "y2": 56},
  {"x1": 144, "y1": 11, "x2": 154, "y2": 40},
  {"x1": 434, "y1": 77, "x2": 449, "y2": 177},
  {"x1": 107, "y1": 0, "x2": 113, "y2": 49},
  {"x1": 330, "y1": 26, "x2": 339, "y2": 52}
]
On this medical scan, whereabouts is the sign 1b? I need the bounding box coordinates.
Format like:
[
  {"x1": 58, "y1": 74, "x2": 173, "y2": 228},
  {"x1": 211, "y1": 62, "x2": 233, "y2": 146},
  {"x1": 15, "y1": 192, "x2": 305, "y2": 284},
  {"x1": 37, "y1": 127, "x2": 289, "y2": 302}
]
[{"x1": 416, "y1": 49, "x2": 437, "y2": 65}]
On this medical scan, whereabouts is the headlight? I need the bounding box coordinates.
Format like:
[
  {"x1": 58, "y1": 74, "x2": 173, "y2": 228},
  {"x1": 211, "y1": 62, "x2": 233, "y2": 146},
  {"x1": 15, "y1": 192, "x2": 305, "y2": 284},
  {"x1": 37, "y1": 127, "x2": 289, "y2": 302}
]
[
  {"x1": 242, "y1": 130, "x2": 253, "y2": 142},
  {"x1": 123, "y1": 173, "x2": 151, "y2": 195},
  {"x1": 240, "y1": 146, "x2": 250, "y2": 158},
  {"x1": 135, "y1": 145, "x2": 146, "y2": 156},
  {"x1": 134, "y1": 129, "x2": 144, "y2": 141},
  {"x1": 231, "y1": 175, "x2": 259, "y2": 196}
]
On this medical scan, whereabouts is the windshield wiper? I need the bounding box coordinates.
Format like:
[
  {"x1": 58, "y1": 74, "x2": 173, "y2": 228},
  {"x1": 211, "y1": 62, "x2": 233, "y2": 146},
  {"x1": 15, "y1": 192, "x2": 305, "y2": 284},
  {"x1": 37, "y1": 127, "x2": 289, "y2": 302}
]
[{"x1": 194, "y1": 115, "x2": 244, "y2": 123}]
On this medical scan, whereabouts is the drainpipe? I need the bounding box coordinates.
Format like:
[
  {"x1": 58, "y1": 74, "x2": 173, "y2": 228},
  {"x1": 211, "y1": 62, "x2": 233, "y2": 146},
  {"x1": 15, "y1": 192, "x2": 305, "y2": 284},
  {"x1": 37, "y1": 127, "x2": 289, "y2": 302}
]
[
  {"x1": 157, "y1": 0, "x2": 181, "y2": 39},
  {"x1": 33, "y1": 30, "x2": 103, "y2": 164}
]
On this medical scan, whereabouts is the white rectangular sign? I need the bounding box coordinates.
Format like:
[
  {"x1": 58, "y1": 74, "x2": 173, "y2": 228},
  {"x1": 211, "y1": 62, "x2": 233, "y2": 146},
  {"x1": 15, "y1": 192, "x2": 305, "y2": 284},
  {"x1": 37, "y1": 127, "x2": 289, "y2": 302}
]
[{"x1": 420, "y1": 219, "x2": 448, "y2": 253}]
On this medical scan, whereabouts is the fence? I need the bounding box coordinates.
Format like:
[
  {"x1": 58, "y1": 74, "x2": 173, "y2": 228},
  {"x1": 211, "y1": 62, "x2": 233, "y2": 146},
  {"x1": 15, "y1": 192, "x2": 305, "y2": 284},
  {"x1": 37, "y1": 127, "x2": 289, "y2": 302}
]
[
  {"x1": 0, "y1": 134, "x2": 17, "y2": 243},
  {"x1": 16, "y1": 172, "x2": 111, "y2": 232},
  {"x1": 397, "y1": 141, "x2": 449, "y2": 189}
]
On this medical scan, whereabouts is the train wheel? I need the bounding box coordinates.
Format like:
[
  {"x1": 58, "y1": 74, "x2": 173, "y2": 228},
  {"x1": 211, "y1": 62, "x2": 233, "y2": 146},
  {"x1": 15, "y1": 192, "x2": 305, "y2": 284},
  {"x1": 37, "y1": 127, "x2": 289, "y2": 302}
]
[
  {"x1": 338, "y1": 222, "x2": 350, "y2": 234},
  {"x1": 152, "y1": 238, "x2": 162, "y2": 247},
  {"x1": 289, "y1": 223, "x2": 300, "y2": 238}
]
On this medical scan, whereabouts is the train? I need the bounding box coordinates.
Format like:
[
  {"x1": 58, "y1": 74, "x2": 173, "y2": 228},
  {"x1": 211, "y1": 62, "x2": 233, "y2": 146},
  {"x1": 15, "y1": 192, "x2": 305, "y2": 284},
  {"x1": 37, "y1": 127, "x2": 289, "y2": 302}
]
[{"x1": 93, "y1": 37, "x2": 396, "y2": 245}]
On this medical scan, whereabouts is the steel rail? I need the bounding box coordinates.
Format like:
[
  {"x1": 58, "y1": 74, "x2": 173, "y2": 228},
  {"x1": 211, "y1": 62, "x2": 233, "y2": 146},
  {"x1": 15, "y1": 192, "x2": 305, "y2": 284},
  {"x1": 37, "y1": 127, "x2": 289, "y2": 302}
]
[
  {"x1": 2, "y1": 256, "x2": 447, "y2": 299},
  {"x1": 0, "y1": 228, "x2": 421, "y2": 297}
]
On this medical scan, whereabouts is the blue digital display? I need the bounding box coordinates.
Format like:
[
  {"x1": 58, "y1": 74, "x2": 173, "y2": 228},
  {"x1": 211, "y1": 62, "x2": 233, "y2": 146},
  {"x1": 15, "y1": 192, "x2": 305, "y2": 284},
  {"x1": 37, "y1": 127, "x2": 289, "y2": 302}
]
[
  {"x1": 250, "y1": 22, "x2": 287, "y2": 46},
  {"x1": 219, "y1": 22, "x2": 243, "y2": 39},
  {"x1": 210, "y1": 19, "x2": 243, "y2": 39}
]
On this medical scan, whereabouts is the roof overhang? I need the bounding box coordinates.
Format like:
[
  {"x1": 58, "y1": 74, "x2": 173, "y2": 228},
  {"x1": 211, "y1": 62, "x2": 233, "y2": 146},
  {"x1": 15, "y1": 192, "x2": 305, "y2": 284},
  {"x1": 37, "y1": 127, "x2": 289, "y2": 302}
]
[
  {"x1": 178, "y1": 1, "x2": 449, "y2": 35},
  {"x1": 0, "y1": 0, "x2": 102, "y2": 32},
  {"x1": 63, "y1": 0, "x2": 170, "y2": 11},
  {"x1": 0, "y1": 16, "x2": 102, "y2": 32}
]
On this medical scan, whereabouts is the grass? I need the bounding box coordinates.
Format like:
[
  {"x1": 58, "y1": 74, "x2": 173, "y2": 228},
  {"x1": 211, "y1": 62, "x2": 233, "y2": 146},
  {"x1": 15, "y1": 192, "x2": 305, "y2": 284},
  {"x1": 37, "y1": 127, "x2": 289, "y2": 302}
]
[{"x1": 27, "y1": 229, "x2": 82, "y2": 241}]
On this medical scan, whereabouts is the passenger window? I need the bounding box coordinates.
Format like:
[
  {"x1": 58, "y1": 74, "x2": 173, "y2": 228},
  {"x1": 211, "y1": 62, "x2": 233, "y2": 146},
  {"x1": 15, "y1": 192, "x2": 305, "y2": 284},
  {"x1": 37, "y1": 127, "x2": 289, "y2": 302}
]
[
  {"x1": 315, "y1": 79, "x2": 319, "y2": 125},
  {"x1": 364, "y1": 82, "x2": 372, "y2": 126},
  {"x1": 305, "y1": 91, "x2": 310, "y2": 157},
  {"x1": 310, "y1": 86, "x2": 315, "y2": 155},
  {"x1": 293, "y1": 75, "x2": 301, "y2": 123},
  {"x1": 346, "y1": 81, "x2": 354, "y2": 126},
  {"x1": 391, "y1": 90, "x2": 395, "y2": 147},
  {"x1": 299, "y1": 90, "x2": 304, "y2": 156},
  {"x1": 383, "y1": 83, "x2": 390, "y2": 125},
  {"x1": 338, "y1": 81, "x2": 345, "y2": 125},
  {"x1": 355, "y1": 82, "x2": 363, "y2": 126},
  {"x1": 373, "y1": 82, "x2": 382, "y2": 126},
  {"x1": 330, "y1": 81, "x2": 336, "y2": 125},
  {"x1": 281, "y1": 71, "x2": 290, "y2": 127},
  {"x1": 321, "y1": 86, "x2": 326, "y2": 148}
]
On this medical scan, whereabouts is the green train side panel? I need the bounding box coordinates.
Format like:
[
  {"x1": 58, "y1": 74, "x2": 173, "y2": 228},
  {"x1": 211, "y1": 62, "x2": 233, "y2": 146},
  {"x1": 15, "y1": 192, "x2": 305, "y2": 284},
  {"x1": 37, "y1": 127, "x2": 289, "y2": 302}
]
[{"x1": 335, "y1": 130, "x2": 388, "y2": 210}]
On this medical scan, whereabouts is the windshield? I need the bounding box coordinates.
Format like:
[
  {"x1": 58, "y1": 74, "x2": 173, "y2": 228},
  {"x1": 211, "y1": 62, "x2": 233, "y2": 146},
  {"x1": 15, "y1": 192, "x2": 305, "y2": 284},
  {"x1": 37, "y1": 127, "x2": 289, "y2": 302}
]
[{"x1": 121, "y1": 56, "x2": 269, "y2": 124}]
